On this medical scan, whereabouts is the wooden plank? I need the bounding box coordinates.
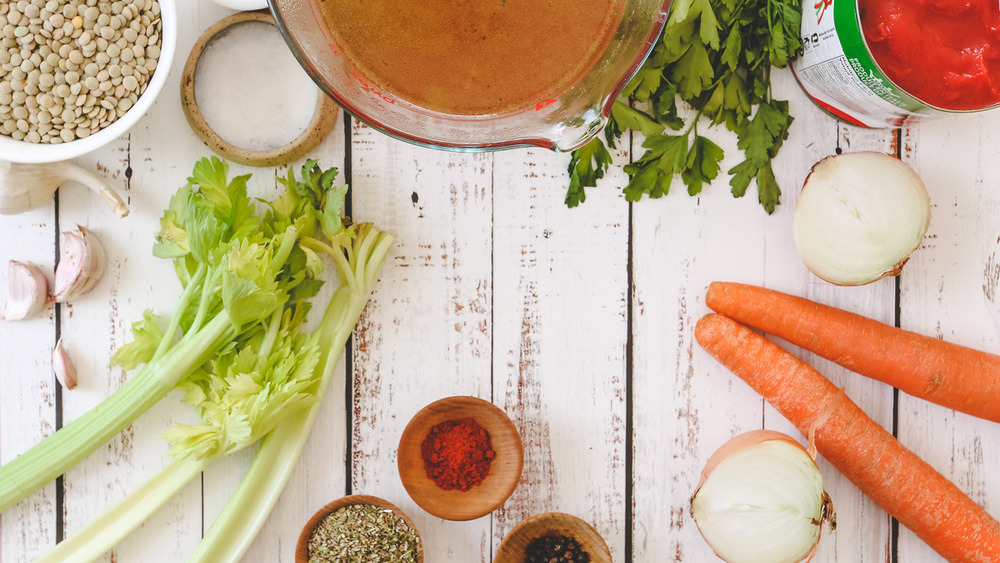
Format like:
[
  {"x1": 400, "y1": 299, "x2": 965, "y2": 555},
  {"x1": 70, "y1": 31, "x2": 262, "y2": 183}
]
[
  {"x1": 2, "y1": 1, "x2": 998, "y2": 559},
  {"x1": 762, "y1": 71, "x2": 898, "y2": 563},
  {"x1": 631, "y1": 67, "x2": 897, "y2": 561},
  {"x1": 228, "y1": 116, "x2": 351, "y2": 563},
  {"x1": 349, "y1": 121, "x2": 496, "y2": 562},
  {"x1": 54, "y1": 5, "x2": 238, "y2": 560},
  {"x1": 0, "y1": 202, "x2": 58, "y2": 562},
  {"x1": 57, "y1": 116, "x2": 202, "y2": 560},
  {"x1": 898, "y1": 111, "x2": 1000, "y2": 561},
  {"x1": 490, "y1": 147, "x2": 629, "y2": 560},
  {"x1": 629, "y1": 118, "x2": 775, "y2": 562}
]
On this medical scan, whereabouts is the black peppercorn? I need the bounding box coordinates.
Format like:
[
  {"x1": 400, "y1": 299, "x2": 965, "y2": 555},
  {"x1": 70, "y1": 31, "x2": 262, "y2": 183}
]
[{"x1": 523, "y1": 534, "x2": 590, "y2": 563}]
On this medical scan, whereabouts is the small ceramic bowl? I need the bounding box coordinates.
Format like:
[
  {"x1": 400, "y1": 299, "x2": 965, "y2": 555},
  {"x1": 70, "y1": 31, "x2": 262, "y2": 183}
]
[
  {"x1": 494, "y1": 512, "x2": 613, "y2": 563},
  {"x1": 295, "y1": 494, "x2": 423, "y2": 563},
  {"x1": 0, "y1": 0, "x2": 177, "y2": 163},
  {"x1": 180, "y1": 12, "x2": 339, "y2": 167},
  {"x1": 398, "y1": 395, "x2": 523, "y2": 521}
]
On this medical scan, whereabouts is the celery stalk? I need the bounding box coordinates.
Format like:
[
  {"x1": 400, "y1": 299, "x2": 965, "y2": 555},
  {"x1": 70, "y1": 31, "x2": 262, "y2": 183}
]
[
  {"x1": 0, "y1": 313, "x2": 234, "y2": 512},
  {"x1": 0, "y1": 158, "x2": 308, "y2": 513},
  {"x1": 31, "y1": 229, "x2": 387, "y2": 563},
  {"x1": 32, "y1": 458, "x2": 209, "y2": 563},
  {"x1": 24, "y1": 160, "x2": 393, "y2": 563},
  {"x1": 188, "y1": 224, "x2": 395, "y2": 562}
]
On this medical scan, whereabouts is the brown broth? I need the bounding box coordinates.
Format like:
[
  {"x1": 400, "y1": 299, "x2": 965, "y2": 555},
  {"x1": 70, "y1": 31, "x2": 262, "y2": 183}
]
[{"x1": 317, "y1": 0, "x2": 623, "y2": 115}]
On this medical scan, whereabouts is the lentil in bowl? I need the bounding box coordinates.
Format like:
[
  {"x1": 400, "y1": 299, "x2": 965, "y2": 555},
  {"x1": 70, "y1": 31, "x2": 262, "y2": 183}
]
[{"x1": 0, "y1": 0, "x2": 176, "y2": 163}]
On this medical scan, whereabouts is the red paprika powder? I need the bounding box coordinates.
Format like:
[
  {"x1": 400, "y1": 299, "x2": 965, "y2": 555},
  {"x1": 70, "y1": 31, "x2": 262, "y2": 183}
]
[{"x1": 420, "y1": 417, "x2": 495, "y2": 491}]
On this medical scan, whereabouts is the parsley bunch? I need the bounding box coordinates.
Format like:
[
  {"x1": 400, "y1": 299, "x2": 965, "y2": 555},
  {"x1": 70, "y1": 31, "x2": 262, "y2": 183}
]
[{"x1": 566, "y1": 0, "x2": 802, "y2": 213}]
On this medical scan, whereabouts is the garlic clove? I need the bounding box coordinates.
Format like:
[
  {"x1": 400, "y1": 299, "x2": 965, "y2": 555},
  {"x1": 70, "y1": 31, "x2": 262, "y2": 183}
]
[
  {"x1": 2, "y1": 260, "x2": 50, "y2": 321},
  {"x1": 52, "y1": 338, "x2": 78, "y2": 390},
  {"x1": 51, "y1": 226, "x2": 107, "y2": 303}
]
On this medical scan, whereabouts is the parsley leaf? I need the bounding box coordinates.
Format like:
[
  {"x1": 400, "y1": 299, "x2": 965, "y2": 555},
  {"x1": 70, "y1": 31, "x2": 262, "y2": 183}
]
[
  {"x1": 566, "y1": 138, "x2": 613, "y2": 207},
  {"x1": 728, "y1": 98, "x2": 793, "y2": 212},
  {"x1": 565, "y1": 0, "x2": 803, "y2": 214},
  {"x1": 684, "y1": 133, "x2": 725, "y2": 195}
]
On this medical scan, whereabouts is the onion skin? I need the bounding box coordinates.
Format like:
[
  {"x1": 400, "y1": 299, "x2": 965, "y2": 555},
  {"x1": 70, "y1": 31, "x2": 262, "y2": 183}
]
[
  {"x1": 793, "y1": 152, "x2": 931, "y2": 286},
  {"x1": 695, "y1": 430, "x2": 802, "y2": 487},
  {"x1": 691, "y1": 430, "x2": 834, "y2": 563}
]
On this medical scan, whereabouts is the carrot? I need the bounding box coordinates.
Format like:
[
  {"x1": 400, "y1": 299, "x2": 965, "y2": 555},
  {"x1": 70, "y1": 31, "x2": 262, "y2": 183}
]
[
  {"x1": 705, "y1": 281, "x2": 1000, "y2": 423},
  {"x1": 695, "y1": 313, "x2": 1000, "y2": 563}
]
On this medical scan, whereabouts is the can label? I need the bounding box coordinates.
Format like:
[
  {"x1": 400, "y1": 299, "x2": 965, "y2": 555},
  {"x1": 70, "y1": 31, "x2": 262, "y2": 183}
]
[{"x1": 792, "y1": 0, "x2": 934, "y2": 128}]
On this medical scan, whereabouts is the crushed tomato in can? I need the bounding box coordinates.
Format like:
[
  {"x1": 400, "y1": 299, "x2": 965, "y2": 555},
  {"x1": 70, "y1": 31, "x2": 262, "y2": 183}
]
[{"x1": 793, "y1": 0, "x2": 1000, "y2": 127}]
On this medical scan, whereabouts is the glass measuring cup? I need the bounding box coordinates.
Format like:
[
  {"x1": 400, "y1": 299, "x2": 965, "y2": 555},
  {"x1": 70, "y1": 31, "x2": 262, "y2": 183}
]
[{"x1": 267, "y1": 0, "x2": 672, "y2": 152}]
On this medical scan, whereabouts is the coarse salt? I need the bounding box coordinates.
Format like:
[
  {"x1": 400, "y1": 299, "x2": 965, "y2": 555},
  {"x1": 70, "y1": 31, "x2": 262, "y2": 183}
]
[{"x1": 194, "y1": 21, "x2": 318, "y2": 152}]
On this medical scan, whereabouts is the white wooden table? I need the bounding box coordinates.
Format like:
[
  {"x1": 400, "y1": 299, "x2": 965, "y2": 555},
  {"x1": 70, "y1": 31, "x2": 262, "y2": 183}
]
[{"x1": 2, "y1": 2, "x2": 999, "y2": 562}]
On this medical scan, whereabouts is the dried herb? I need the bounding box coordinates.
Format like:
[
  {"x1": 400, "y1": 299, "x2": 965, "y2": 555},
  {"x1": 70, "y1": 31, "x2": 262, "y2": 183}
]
[
  {"x1": 308, "y1": 504, "x2": 421, "y2": 563},
  {"x1": 524, "y1": 534, "x2": 591, "y2": 563}
]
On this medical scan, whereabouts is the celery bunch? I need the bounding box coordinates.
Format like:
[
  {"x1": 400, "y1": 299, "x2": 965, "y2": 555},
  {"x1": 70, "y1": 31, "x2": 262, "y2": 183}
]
[{"x1": 15, "y1": 158, "x2": 394, "y2": 563}]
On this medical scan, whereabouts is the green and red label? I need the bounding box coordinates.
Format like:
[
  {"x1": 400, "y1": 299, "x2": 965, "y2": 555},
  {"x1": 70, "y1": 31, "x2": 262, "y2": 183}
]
[{"x1": 792, "y1": 0, "x2": 931, "y2": 127}]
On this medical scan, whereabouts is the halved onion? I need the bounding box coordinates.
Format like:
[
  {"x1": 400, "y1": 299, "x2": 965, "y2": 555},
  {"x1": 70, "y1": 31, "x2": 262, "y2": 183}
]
[
  {"x1": 793, "y1": 152, "x2": 931, "y2": 286},
  {"x1": 690, "y1": 430, "x2": 834, "y2": 563}
]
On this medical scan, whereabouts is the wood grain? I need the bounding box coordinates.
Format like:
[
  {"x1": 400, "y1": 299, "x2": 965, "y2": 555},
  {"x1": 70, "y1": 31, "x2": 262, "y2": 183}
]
[
  {"x1": 397, "y1": 396, "x2": 522, "y2": 521},
  {"x1": 349, "y1": 120, "x2": 496, "y2": 562},
  {"x1": 491, "y1": 146, "x2": 628, "y2": 561},
  {"x1": 763, "y1": 70, "x2": 898, "y2": 563},
  {"x1": 629, "y1": 68, "x2": 900, "y2": 563},
  {"x1": 494, "y1": 512, "x2": 611, "y2": 563},
  {"x1": 0, "y1": 201, "x2": 58, "y2": 561},
  {"x1": 899, "y1": 111, "x2": 1000, "y2": 561},
  {"x1": 1, "y1": 2, "x2": 998, "y2": 561}
]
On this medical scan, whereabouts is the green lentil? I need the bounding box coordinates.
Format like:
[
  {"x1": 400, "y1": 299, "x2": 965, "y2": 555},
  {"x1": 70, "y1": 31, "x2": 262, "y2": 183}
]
[{"x1": 0, "y1": 0, "x2": 163, "y2": 144}]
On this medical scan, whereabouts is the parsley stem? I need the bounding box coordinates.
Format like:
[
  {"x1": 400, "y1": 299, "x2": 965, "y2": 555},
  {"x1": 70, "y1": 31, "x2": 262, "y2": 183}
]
[{"x1": 684, "y1": 110, "x2": 705, "y2": 136}]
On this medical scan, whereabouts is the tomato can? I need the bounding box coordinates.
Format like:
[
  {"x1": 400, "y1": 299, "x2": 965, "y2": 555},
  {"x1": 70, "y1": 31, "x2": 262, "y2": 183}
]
[{"x1": 792, "y1": 0, "x2": 999, "y2": 128}]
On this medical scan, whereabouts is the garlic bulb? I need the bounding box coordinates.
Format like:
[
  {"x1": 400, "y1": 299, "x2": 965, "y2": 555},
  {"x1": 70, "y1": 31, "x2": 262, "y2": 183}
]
[
  {"x1": 52, "y1": 226, "x2": 107, "y2": 303},
  {"x1": 2, "y1": 261, "x2": 49, "y2": 320},
  {"x1": 0, "y1": 160, "x2": 129, "y2": 217},
  {"x1": 52, "y1": 338, "x2": 78, "y2": 390}
]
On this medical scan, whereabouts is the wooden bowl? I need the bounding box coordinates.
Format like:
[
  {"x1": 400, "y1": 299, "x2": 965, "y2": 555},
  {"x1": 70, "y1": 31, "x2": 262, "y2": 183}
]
[
  {"x1": 295, "y1": 494, "x2": 423, "y2": 563},
  {"x1": 398, "y1": 396, "x2": 523, "y2": 521},
  {"x1": 494, "y1": 512, "x2": 612, "y2": 563}
]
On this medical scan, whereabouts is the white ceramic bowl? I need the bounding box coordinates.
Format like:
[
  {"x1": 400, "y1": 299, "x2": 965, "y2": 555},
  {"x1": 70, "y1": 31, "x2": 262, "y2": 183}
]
[{"x1": 0, "y1": 0, "x2": 177, "y2": 164}]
